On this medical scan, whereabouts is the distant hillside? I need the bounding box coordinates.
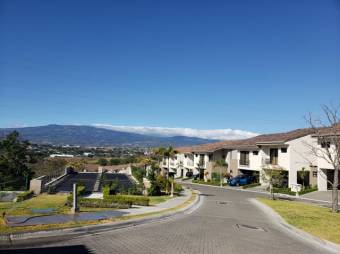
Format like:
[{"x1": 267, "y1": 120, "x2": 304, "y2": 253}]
[{"x1": 0, "y1": 125, "x2": 217, "y2": 147}]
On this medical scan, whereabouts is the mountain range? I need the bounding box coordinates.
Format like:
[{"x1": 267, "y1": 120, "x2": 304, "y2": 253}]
[{"x1": 0, "y1": 125, "x2": 217, "y2": 147}]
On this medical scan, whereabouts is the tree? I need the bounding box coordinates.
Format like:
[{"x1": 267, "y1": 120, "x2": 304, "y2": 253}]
[
  {"x1": 163, "y1": 147, "x2": 177, "y2": 196},
  {"x1": 97, "y1": 158, "x2": 108, "y2": 166},
  {"x1": 147, "y1": 167, "x2": 161, "y2": 196},
  {"x1": 68, "y1": 159, "x2": 86, "y2": 171},
  {"x1": 0, "y1": 131, "x2": 33, "y2": 190},
  {"x1": 31, "y1": 157, "x2": 67, "y2": 178},
  {"x1": 262, "y1": 167, "x2": 285, "y2": 200},
  {"x1": 306, "y1": 104, "x2": 340, "y2": 213},
  {"x1": 110, "y1": 158, "x2": 121, "y2": 165},
  {"x1": 297, "y1": 167, "x2": 307, "y2": 190},
  {"x1": 214, "y1": 160, "x2": 228, "y2": 187}
]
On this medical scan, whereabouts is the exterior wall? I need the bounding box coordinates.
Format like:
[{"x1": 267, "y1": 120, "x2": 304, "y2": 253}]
[
  {"x1": 261, "y1": 146, "x2": 290, "y2": 170},
  {"x1": 229, "y1": 150, "x2": 239, "y2": 176},
  {"x1": 286, "y1": 135, "x2": 317, "y2": 187},
  {"x1": 317, "y1": 144, "x2": 336, "y2": 170},
  {"x1": 316, "y1": 144, "x2": 336, "y2": 191},
  {"x1": 238, "y1": 150, "x2": 262, "y2": 172},
  {"x1": 317, "y1": 168, "x2": 328, "y2": 191}
]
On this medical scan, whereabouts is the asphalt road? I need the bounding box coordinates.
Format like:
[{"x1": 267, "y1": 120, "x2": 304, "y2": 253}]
[{"x1": 2, "y1": 184, "x2": 330, "y2": 254}]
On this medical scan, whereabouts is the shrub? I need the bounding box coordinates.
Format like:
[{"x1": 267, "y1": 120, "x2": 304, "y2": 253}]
[
  {"x1": 104, "y1": 194, "x2": 150, "y2": 206},
  {"x1": 128, "y1": 184, "x2": 142, "y2": 195},
  {"x1": 148, "y1": 184, "x2": 161, "y2": 196},
  {"x1": 66, "y1": 196, "x2": 131, "y2": 208},
  {"x1": 97, "y1": 158, "x2": 108, "y2": 166},
  {"x1": 16, "y1": 191, "x2": 33, "y2": 202},
  {"x1": 298, "y1": 186, "x2": 318, "y2": 195},
  {"x1": 103, "y1": 186, "x2": 110, "y2": 198},
  {"x1": 77, "y1": 185, "x2": 86, "y2": 196},
  {"x1": 156, "y1": 175, "x2": 168, "y2": 191},
  {"x1": 242, "y1": 183, "x2": 261, "y2": 189},
  {"x1": 174, "y1": 182, "x2": 183, "y2": 193},
  {"x1": 211, "y1": 172, "x2": 221, "y2": 181},
  {"x1": 131, "y1": 167, "x2": 146, "y2": 183}
]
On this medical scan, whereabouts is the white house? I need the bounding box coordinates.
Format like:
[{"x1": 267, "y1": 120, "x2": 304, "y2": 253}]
[
  {"x1": 313, "y1": 124, "x2": 340, "y2": 191},
  {"x1": 162, "y1": 128, "x2": 321, "y2": 189}
]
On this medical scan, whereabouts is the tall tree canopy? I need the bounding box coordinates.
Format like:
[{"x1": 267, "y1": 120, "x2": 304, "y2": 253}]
[{"x1": 0, "y1": 131, "x2": 33, "y2": 190}]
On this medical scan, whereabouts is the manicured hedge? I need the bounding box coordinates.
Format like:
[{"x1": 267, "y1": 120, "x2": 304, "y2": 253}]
[
  {"x1": 103, "y1": 186, "x2": 149, "y2": 206},
  {"x1": 67, "y1": 196, "x2": 131, "y2": 209},
  {"x1": 104, "y1": 194, "x2": 150, "y2": 206},
  {"x1": 16, "y1": 191, "x2": 33, "y2": 202}
]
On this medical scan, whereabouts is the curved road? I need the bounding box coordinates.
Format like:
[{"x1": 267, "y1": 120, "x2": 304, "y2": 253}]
[{"x1": 4, "y1": 184, "x2": 331, "y2": 254}]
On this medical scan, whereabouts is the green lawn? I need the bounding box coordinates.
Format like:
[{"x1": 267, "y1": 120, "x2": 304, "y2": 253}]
[
  {"x1": 259, "y1": 198, "x2": 340, "y2": 244},
  {"x1": 148, "y1": 195, "x2": 173, "y2": 206},
  {"x1": 0, "y1": 194, "x2": 69, "y2": 216},
  {"x1": 0, "y1": 191, "x2": 196, "y2": 234}
]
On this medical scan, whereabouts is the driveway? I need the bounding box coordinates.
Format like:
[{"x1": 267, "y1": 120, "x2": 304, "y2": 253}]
[
  {"x1": 1, "y1": 184, "x2": 332, "y2": 254},
  {"x1": 302, "y1": 190, "x2": 340, "y2": 204}
]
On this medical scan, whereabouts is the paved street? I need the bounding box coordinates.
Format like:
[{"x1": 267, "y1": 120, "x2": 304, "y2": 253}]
[{"x1": 2, "y1": 185, "x2": 331, "y2": 254}]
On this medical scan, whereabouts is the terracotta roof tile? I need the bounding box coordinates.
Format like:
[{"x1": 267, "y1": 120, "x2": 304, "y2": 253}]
[{"x1": 175, "y1": 128, "x2": 315, "y2": 153}]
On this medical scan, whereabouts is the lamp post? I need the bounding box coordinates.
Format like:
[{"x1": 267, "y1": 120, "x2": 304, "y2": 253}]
[{"x1": 71, "y1": 183, "x2": 79, "y2": 214}]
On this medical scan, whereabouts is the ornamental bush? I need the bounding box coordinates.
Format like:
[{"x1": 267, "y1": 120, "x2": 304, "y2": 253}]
[
  {"x1": 104, "y1": 194, "x2": 149, "y2": 206},
  {"x1": 66, "y1": 196, "x2": 131, "y2": 208},
  {"x1": 16, "y1": 191, "x2": 33, "y2": 202}
]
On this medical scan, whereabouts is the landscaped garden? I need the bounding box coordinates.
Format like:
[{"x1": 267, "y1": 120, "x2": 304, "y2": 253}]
[
  {"x1": 259, "y1": 198, "x2": 340, "y2": 244},
  {"x1": 0, "y1": 165, "x2": 185, "y2": 234}
]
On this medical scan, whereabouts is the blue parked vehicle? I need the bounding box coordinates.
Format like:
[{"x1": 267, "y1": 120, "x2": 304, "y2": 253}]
[{"x1": 228, "y1": 175, "x2": 255, "y2": 186}]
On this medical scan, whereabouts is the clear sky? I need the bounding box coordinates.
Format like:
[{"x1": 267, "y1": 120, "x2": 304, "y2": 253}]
[{"x1": 1, "y1": 0, "x2": 339, "y2": 135}]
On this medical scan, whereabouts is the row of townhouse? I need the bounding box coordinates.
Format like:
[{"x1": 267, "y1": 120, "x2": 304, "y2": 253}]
[{"x1": 161, "y1": 127, "x2": 340, "y2": 191}]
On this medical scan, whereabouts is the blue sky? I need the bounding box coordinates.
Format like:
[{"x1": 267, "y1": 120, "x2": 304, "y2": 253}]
[{"x1": 0, "y1": 0, "x2": 339, "y2": 137}]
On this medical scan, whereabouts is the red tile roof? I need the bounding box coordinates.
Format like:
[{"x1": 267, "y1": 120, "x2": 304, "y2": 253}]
[{"x1": 175, "y1": 128, "x2": 315, "y2": 153}]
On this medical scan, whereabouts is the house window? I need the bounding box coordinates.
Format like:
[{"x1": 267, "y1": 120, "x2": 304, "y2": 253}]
[
  {"x1": 281, "y1": 148, "x2": 287, "y2": 153},
  {"x1": 240, "y1": 151, "x2": 249, "y2": 166},
  {"x1": 253, "y1": 151, "x2": 258, "y2": 155},
  {"x1": 195, "y1": 154, "x2": 198, "y2": 157},
  {"x1": 222, "y1": 155, "x2": 226, "y2": 159},
  {"x1": 208, "y1": 154, "x2": 213, "y2": 161},
  {"x1": 321, "y1": 142, "x2": 331, "y2": 148},
  {"x1": 270, "y1": 148, "x2": 278, "y2": 165},
  {"x1": 184, "y1": 155, "x2": 187, "y2": 158}
]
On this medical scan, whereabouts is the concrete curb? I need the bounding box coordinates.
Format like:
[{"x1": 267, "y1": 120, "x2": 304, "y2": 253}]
[
  {"x1": 0, "y1": 189, "x2": 201, "y2": 248},
  {"x1": 250, "y1": 198, "x2": 340, "y2": 254}
]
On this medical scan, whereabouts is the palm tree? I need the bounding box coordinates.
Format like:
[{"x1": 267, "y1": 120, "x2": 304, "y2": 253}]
[
  {"x1": 140, "y1": 157, "x2": 154, "y2": 177},
  {"x1": 153, "y1": 147, "x2": 166, "y2": 175},
  {"x1": 164, "y1": 146, "x2": 177, "y2": 196},
  {"x1": 214, "y1": 160, "x2": 228, "y2": 188}
]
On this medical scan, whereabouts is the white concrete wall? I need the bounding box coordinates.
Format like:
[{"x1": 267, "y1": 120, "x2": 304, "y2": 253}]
[
  {"x1": 237, "y1": 150, "x2": 262, "y2": 171},
  {"x1": 287, "y1": 135, "x2": 317, "y2": 187},
  {"x1": 317, "y1": 144, "x2": 336, "y2": 169},
  {"x1": 317, "y1": 168, "x2": 328, "y2": 191}
]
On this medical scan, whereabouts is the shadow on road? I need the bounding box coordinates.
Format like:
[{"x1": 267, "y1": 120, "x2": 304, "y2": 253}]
[{"x1": 1, "y1": 245, "x2": 93, "y2": 254}]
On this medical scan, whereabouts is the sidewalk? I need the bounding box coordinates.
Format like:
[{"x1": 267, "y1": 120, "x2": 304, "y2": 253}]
[{"x1": 5, "y1": 189, "x2": 192, "y2": 227}]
